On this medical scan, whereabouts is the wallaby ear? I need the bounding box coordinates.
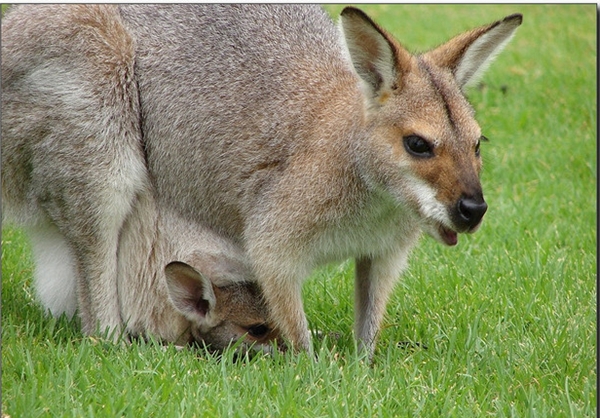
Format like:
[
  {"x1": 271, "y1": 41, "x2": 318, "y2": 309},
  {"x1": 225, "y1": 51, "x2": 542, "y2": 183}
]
[
  {"x1": 424, "y1": 14, "x2": 523, "y2": 89},
  {"x1": 164, "y1": 261, "x2": 217, "y2": 325},
  {"x1": 339, "y1": 7, "x2": 410, "y2": 99}
]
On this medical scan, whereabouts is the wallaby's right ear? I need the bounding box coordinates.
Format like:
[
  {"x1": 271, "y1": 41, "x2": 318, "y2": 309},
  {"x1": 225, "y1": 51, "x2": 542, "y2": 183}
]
[
  {"x1": 164, "y1": 261, "x2": 217, "y2": 326},
  {"x1": 424, "y1": 14, "x2": 523, "y2": 89},
  {"x1": 339, "y1": 7, "x2": 412, "y2": 102}
]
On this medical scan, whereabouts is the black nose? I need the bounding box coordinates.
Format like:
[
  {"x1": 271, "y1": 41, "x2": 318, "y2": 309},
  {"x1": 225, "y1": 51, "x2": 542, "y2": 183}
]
[{"x1": 457, "y1": 196, "x2": 487, "y2": 230}]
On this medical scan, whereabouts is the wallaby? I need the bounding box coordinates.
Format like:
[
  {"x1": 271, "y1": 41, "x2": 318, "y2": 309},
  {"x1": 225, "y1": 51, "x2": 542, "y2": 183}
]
[
  {"x1": 118, "y1": 193, "x2": 282, "y2": 352},
  {"x1": 1, "y1": 5, "x2": 521, "y2": 358}
]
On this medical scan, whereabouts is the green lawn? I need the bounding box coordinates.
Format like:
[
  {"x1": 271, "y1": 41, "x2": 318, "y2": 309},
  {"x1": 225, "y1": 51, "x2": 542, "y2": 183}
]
[{"x1": 2, "y1": 4, "x2": 596, "y2": 417}]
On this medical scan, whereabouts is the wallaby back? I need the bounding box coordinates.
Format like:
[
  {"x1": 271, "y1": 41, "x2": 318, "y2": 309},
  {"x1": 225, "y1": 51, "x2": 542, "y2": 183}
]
[{"x1": 117, "y1": 5, "x2": 359, "y2": 239}]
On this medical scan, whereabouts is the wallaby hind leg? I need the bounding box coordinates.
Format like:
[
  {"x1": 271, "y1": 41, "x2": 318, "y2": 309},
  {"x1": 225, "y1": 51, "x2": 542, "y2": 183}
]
[
  {"x1": 1, "y1": 5, "x2": 147, "y2": 339},
  {"x1": 32, "y1": 138, "x2": 147, "y2": 337}
]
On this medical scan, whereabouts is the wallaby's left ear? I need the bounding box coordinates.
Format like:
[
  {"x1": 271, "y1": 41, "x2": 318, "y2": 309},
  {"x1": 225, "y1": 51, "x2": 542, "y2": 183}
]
[
  {"x1": 424, "y1": 14, "x2": 523, "y2": 89},
  {"x1": 164, "y1": 261, "x2": 217, "y2": 326},
  {"x1": 339, "y1": 7, "x2": 412, "y2": 100}
]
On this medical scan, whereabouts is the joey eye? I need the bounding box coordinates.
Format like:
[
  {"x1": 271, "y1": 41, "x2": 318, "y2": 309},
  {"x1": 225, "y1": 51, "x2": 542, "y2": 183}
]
[
  {"x1": 476, "y1": 135, "x2": 488, "y2": 157},
  {"x1": 403, "y1": 135, "x2": 434, "y2": 158},
  {"x1": 247, "y1": 324, "x2": 270, "y2": 339}
]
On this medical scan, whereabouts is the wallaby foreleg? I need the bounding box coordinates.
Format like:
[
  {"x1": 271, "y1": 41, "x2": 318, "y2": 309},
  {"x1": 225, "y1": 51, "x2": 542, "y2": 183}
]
[
  {"x1": 259, "y1": 273, "x2": 312, "y2": 354},
  {"x1": 354, "y1": 252, "x2": 408, "y2": 358}
]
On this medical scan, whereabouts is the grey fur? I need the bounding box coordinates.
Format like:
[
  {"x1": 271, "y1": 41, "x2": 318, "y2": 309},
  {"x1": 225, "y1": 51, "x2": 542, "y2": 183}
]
[{"x1": 1, "y1": 4, "x2": 521, "y2": 357}]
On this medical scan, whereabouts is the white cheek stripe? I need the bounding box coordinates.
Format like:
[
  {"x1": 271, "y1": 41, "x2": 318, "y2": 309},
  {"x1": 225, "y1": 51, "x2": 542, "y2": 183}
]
[{"x1": 405, "y1": 177, "x2": 450, "y2": 226}]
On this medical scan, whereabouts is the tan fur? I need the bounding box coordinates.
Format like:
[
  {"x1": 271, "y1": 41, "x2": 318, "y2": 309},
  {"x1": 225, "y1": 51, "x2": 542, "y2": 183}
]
[
  {"x1": 1, "y1": 5, "x2": 521, "y2": 359},
  {"x1": 117, "y1": 192, "x2": 281, "y2": 351}
]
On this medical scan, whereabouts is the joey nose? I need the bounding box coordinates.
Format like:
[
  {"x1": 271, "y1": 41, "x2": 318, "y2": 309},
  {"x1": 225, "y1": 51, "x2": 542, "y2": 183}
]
[{"x1": 457, "y1": 196, "x2": 487, "y2": 230}]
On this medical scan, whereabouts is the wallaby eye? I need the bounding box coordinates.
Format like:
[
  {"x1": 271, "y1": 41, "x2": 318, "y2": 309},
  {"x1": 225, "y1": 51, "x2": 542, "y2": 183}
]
[
  {"x1": 475, "y1": 135, "x2": 488, "y2": 157},
  {"x1": 403, "y1": 135, "x2": 434, "y2": 158},
  {"x1": 247, "y1": 324, "x2": 270, "y2": 339}
]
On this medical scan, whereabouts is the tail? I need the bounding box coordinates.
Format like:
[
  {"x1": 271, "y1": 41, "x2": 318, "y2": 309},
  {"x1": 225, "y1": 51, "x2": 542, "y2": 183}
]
[{"x1": 28, "y1": 223, "x2": 79, "y2": 318}]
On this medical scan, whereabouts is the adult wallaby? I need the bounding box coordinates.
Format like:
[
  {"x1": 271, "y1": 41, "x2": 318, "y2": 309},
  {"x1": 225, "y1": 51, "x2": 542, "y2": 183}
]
[{"x1": 1, "y1": 5, "x2": 521, "y2": 358}]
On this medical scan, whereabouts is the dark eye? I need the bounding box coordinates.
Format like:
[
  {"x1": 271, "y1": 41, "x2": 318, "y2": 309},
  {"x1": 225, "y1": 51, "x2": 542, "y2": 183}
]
[
  {"x1": 247, "y1": 324, "x2": 269, "y2": 339},
  {"x1": 476, "y1": 135, "x2": 488, "y2": 157},
  {"x1": 403, "y1": 135, "x2": 434, "y2": 158}
]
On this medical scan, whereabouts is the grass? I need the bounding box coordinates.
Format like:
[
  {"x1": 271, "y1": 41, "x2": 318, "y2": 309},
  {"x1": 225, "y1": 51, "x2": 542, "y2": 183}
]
[{"x1": 2, "y1": 4, "x2": 596, "y2": 417}]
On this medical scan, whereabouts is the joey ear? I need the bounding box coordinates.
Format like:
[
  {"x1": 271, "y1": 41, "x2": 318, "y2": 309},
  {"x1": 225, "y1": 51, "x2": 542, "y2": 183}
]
[
  {"x1": 164, "y1": 261, "x2": 217, "y2": 325},
  {"x1": 339, "y1": 7, "x2": 410, "y2": 99},
  {"x1": 424, "y1": 14, "x2": 523, "y2": 89}
]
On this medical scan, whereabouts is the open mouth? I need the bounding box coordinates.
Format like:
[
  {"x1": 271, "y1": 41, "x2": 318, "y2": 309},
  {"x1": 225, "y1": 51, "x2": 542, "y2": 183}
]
[
  {"x1": 438, "y1": 225, "x2": 458, "y2": 246},
  {"x1": 436, "y1": 219, "x2": 484, "y2": 246}
]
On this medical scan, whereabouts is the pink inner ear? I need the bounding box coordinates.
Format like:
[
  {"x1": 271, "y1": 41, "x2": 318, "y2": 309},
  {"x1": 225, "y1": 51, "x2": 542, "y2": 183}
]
[
  {"x1": 179, "y1": 275, "x2": 210, "y2": 318},
  {"x1": 165, "y1": 261, "x2": 214, "y2": 320}
]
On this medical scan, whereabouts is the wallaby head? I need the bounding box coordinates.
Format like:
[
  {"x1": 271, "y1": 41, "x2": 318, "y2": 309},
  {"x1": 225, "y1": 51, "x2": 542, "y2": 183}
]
[
  {"x1": 164, "y1": 261, "x2": 281, "y2": 352},
  {"x1": 340, "y1": 8, "x2": 522, "y2": 246}
]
